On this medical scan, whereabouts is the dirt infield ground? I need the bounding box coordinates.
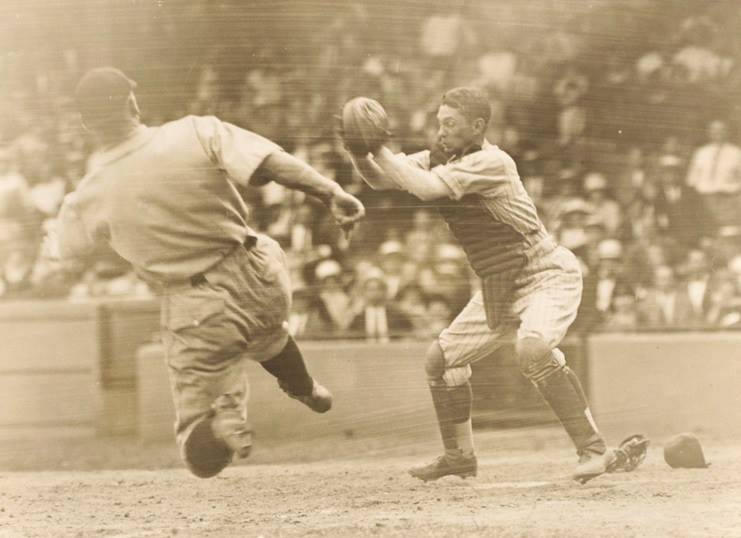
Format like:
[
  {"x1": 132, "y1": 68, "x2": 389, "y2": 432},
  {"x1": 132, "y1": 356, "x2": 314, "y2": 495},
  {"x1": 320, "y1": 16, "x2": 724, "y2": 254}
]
[{"x1": 1, "y1": 427, "x2": 740, "y2": 538}]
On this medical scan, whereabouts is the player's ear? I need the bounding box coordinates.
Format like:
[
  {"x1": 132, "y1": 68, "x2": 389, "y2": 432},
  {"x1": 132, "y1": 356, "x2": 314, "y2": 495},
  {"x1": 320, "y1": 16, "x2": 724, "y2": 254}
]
[
  {"x1": 127, "y1": 93, "x2": 141, "y2": 120},
  {"x1": 472, "y1": 118, "x2": 486, "y2": 135}
]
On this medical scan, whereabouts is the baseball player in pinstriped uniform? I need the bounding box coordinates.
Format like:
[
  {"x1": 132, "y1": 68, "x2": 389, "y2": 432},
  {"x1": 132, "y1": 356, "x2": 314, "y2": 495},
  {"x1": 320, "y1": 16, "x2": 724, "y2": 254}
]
[
  {"x1": 51, "y1": 68, "x2": 365, "y2": 478},
  {"x1": 347, "y1": 87, "x2": 617, "y2": 483}
]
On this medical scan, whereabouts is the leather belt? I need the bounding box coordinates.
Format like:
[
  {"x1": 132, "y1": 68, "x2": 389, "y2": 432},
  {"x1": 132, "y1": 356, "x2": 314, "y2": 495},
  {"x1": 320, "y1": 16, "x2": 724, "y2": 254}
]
[{"x1": 165, "y1": 235, "x2": 258, "y2": 291}]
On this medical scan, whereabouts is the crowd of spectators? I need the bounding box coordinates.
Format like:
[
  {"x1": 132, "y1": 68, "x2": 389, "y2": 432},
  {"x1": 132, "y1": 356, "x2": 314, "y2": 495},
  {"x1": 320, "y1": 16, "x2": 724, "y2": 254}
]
[{"x1": 2, "y1": 0, "x2": 741, "y2": 338}]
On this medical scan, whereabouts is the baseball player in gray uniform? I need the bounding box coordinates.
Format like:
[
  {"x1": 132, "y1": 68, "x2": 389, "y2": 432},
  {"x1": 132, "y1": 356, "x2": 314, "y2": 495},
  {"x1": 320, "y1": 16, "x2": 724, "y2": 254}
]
[
  {"x1": 51, "y1": 68, "x2": 365, "y2": 478},
  {"x1": 346, "y1": 87, "x2": 616, "y2": 483}
]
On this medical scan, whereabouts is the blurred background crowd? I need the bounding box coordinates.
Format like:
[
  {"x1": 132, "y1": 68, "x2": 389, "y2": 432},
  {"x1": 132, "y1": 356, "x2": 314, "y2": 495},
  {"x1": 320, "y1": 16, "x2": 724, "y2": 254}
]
[{"x1": 2, "y1": 0, "x2": 741, "y2": 338}]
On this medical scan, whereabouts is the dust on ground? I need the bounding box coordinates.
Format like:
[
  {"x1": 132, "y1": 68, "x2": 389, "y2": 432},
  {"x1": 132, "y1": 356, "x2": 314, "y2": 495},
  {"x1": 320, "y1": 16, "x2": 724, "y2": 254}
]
[{"x1": 1, "y1": 427, "x2": 739, "y2": 537}]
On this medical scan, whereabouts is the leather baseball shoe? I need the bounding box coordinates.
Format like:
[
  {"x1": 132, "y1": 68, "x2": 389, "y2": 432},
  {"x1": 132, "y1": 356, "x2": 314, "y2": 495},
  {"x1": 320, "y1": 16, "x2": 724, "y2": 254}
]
[
  {"x1": 573, "y1": 448, "x2": 617, "y2": 484},
  {"x1": 279, "y1": 378, "x2": 333, "y2": 413},
  {"x1": 409, "y1": 452, "x2": 477, "y2": 481}
]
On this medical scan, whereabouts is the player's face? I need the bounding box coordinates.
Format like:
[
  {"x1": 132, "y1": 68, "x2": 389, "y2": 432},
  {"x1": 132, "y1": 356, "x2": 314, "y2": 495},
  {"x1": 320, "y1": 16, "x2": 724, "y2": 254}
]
[{"x1": 436, "y1": 105, "x2": 478, "y2": 155}]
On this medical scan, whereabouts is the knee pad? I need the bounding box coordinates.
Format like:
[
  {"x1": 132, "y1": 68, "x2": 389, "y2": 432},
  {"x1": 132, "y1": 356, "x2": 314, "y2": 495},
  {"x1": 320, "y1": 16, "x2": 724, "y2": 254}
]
[
  {"x1": 424, "y1": 340, "x2": 446, "y2": 381},
  {"x1": 518, "y1": 339, "x2": 565, "y2": 384},
  {"x1": 425, "y1": 339, "x2": 472, "y2": 387},
  {"x1": 182, "y1": 417, "x2": 232, "y2": 479}
]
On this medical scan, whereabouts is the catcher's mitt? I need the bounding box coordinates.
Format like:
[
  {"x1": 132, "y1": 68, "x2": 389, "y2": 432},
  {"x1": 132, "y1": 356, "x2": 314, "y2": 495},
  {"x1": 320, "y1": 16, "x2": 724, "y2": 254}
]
[
  {"x1": 607, "y1": 434, "x2": 650, "y2": 473},
  {"x1": 339, "y1": 97, "x2": 392, "y2": 156}
]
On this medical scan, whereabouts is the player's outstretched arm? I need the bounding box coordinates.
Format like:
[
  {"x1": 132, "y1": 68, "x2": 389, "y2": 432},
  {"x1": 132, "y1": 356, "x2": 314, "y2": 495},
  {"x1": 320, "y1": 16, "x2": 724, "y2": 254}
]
[
  {"x1": 192, "y1": 116, "x2": 364, "y2": 229},
  {"x1": 339, "y1": 97, "x2": 449, "y2": 201},
  {"x1": 257, "y1": 151, "x2": 365, "y2": 228},
  {"x1": 345, "y1": 152, "x2": 398, "y2": 191},
  {"x1": 372, "y1": 147, "x2": 453, "y2": 201}
]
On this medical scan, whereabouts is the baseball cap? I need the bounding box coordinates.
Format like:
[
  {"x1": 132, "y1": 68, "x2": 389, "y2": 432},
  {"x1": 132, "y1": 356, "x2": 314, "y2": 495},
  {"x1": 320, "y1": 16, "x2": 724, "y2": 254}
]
[
  {"x1": 663, "y1": 433, "x2": 710, "y2": 468},
  {"x1": 315, "y1": 259, "x2": 342, "y2": 281},
  {"x1": 597, "y1": 239, "x2": 623, "y2": 260},
  {"x1": 729, "y1": 254, "x2": 741, "y2": 274},
  {"x1": 361, "y1": 267, "x2": 388, "y2": 287},
  {"x1": 718, "y1": 225, "x2": 741, "y2": 238},
  {"x1": 75, "y1": 67, "x2": 137, "y2": 119},
  {"x1": 583, "y1": 172, "x2": 608, "y2": 192},
  {"x1": 435, "y1": 243, "x2": 465, "y2": 261},
  {"x1": 659, "y1": 154, "x2": 682, "y2": 168},
  {"x1": 379, "y1": 240, "x2": 403, "y2": 257}
]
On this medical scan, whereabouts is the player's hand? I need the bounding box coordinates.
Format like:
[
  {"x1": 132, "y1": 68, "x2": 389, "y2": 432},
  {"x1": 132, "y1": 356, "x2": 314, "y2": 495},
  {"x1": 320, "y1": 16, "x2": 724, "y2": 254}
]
[
  {"x1": 328, "y1": 188, "x2": 365, "y2": 238},
  {"x1": 340, "y1": 97, "x2": 392, "y2": 157}
]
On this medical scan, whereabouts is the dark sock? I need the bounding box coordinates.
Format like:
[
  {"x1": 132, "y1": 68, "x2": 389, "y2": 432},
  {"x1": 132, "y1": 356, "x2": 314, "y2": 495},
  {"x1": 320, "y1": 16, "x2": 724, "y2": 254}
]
[
  {"x1": 448, "y1": 382, "x2": 473, "y2": 425},
  {"x1": 183, "y1": 418, "x2": 232, "y2": 479},
  {"x1": 429, "y1": 382, "x2": 473, "y2": 453},
  {"x1": 429, "y1": 384, "x2": 458, "y2": 452},
  {"x1": 260, "y1": 337, "x2": 313, "y2": 396},
  {"x1": 536, "y1": 366, "x2": 605, "y2": 454}
]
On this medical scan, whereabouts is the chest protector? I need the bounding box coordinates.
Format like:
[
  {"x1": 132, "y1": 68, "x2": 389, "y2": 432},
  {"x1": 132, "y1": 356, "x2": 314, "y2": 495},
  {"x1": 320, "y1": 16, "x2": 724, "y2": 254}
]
[{"x1": 438, "y1": 195, "x2": 528, "y2": 278}]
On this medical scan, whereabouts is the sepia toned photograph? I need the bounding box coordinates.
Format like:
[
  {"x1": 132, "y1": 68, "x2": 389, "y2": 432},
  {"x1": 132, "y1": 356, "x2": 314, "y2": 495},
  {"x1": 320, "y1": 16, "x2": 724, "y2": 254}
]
[{"x1": 1, "y1": 1, "x2": 740, "y2": 536}]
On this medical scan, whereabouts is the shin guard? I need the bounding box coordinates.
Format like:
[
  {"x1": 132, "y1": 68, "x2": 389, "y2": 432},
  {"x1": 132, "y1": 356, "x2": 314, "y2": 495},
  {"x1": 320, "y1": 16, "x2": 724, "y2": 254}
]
[{"x1": 536, "y1": 366, "x2": 606, "y2": 455}]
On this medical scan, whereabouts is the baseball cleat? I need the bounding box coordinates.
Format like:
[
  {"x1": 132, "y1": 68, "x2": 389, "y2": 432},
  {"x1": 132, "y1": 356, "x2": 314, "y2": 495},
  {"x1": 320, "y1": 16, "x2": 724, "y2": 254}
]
[
  {"x1": 573, "y1": 448, "x2": 618, "y2": 484},
  {"x1": 210, "y1": 408, "x2": 253, "y2": 459},
  {"x1": 279, "y1": 378, "x2": 333, "y2": 413},
  {"x1": 409, "y1": 452, "x2": 478, "y2": 482}
]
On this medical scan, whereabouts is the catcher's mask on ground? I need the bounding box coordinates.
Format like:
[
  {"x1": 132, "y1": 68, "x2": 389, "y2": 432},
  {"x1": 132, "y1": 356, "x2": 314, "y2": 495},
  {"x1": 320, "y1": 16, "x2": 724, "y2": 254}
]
[{"x1": 664, "y1": 433, "x2": 710, "y2": 469}]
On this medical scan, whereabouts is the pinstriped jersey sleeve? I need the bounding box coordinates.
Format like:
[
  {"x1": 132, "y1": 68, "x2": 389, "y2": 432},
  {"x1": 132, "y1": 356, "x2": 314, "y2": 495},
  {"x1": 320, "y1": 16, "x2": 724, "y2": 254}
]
[
  {"x1": 431, "y1": 149, "x2": 512, "y2": 200},
  {"x1": 403, "y1": 150, "x2": 431, "y2": 170},
  {"x1": 191, "y1": 115, "x2": 283, "y2": 187}
]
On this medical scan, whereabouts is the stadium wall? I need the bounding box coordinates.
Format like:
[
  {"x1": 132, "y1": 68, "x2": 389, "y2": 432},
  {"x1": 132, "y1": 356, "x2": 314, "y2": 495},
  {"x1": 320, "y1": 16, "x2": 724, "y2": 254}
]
[
  {"x1": 0, "y1": 301, "x2": 102, "y2": 440},
  {"x1": 587, "y1": 333, "x2": 741, "y2": 440},
  {"x1": 1, "y1": 300, "x2": 739, "y2": 443}
]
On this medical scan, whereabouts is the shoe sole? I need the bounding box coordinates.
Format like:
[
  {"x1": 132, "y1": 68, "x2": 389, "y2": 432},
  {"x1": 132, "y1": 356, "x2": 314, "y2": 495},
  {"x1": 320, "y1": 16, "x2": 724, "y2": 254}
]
[
  {"x1": 409, "y1": 470, "x2": 477, "y2": 482},
  {"x1": 573, "y1": 471, "x2": 604, "y2": 485}
]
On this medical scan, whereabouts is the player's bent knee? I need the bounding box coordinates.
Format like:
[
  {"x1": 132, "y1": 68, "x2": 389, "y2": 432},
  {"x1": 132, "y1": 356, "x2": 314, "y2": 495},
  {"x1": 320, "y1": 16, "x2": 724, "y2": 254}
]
[
  {"x1": 516, "y1": 337, "x2": 564, "y2": 383},
  {"x1": 424, "y1": 340, "x2": 446, "y2": 382},
  {"x1": 515, "y1": 337, "x2": 550, "y2": 371}
]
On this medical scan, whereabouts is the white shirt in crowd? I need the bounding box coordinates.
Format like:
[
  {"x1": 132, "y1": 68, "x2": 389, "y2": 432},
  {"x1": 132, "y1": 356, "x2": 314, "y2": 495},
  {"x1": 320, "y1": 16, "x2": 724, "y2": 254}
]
[
  {"x1": 686, "y1": 278, "x2": 708, "y2": 315},
  {"x1": 686, "y1": 142, "x2": 741, "y2": 194},
  {"x1": 364, "y1": 305, "x2": 389, "y2": 344},
  {"x1": 655, "y1": 291, "x2": 677, "y2": 325},
  {"x1": 596, "y1": 278, "x2": 616, "y2": 314}
]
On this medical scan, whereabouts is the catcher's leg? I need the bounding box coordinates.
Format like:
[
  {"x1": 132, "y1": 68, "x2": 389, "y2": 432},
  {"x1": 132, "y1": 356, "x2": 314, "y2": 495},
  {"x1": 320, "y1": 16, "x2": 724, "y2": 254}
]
[
  {"x1": 515, "y1": 247, "x2": 613, "y2": 482},
  {"x1": 259, "y1": 336, "x2": 332, "y2": 413},
  {"x1": 408, "y1": 341, "x2": 477, "y2": 482},
  {"x1": 409, "y1": 291, "x2": 501, "y2": 481},
  {"x1": 426, "y1": 341, "x2": 475, "y2": 458},
  {"x1": 516, "y1": 338, "x2": 613, "y2": 483}
]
